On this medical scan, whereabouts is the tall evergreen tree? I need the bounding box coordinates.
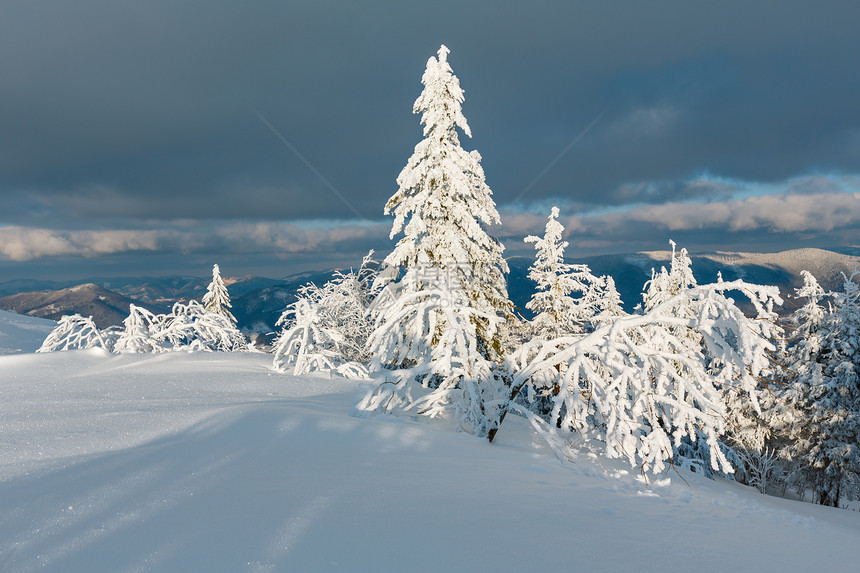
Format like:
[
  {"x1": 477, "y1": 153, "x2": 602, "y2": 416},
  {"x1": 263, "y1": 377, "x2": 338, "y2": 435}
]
[
  {"x1": 359, "y1": 45, "x2": 511, "y2": 435},
  {"x1": 203, "y1": 264, "x2": 237, "y2": 327},
  {"x1": 379, "y1": 44, "x2": 511, "y2": 358}
]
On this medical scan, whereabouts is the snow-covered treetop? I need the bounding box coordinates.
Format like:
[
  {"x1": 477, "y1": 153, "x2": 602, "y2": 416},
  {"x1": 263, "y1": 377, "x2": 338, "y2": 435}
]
[
  {"x1": 525, "y1": 207, "x2": 568, "y2": 272},
  {"x1": 642, "y1": 240, "x2": 697, "y2": 312},
  {"x1": 414, "y1": 44, "x2": 471, "y2": 141},
  {"x1": 381, "y1": 45, "x2": 511, "y2": 328}
]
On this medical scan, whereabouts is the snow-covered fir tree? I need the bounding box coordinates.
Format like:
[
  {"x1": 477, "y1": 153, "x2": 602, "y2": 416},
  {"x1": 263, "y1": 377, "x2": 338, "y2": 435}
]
[
  {"x1": 767, "y1": 270, "x2": 828, "y2": 465},
  {"x1": 718, "y1": 269, "x2": 786, "y2": 490},
  {"x1": 781, "y1": 270, "x2": 860, "y2": 506},
  {"x1": 594, "y1": 276, "x2": 626, "y2": 325},
  {"x1": 202, "y1": 264, "x2": 237, "y2": 327},
  {"x1": 378, "y1": 44, "x2": 511, "y2": 359},
  {"x1": 524, "y1": 207, "x2": 607, "y2": 337},
  {"x1": 357, "y1": 46, "x2": 515, "y2": 434},
  {"x1": 791, "y1": 270, "x2": 827, "y2": 350}
]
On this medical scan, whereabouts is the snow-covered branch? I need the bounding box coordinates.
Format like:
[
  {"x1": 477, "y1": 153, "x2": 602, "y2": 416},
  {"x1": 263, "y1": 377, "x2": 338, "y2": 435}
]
[{"x1": 506, "y1": 280, "x2": 782, "y2": 474}]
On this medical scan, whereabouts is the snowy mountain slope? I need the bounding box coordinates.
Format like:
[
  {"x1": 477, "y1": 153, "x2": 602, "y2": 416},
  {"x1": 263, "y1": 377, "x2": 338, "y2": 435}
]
[
  {"x1": 0, "y1": 309, "x2": 55, "y2": 354},
  {"x1": 695, "y1": 248, "x2": 860, "y2": 290},
  {"x1": 1, "y1": 350, "x2": 858, "y2": 572},
  {"x1": 0, "y1": 283, "x2": 152, "y2": 329}
]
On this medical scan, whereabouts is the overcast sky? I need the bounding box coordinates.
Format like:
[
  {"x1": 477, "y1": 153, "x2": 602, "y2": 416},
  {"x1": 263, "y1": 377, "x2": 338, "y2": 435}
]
[{"x1": 1, "y1": 0, "x2": 859, "y2": 280}]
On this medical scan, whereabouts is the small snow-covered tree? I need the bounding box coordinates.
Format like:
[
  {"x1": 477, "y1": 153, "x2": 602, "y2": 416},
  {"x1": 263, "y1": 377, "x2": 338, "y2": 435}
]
[
  {"x1": 524, "y1": 207, "x2": 606, "y2": 337},
  {"x1": 202, "y1": 264, "x2": 237, "y2": 326},
  {"x1": 37, "y1": 314, "x2": 118, "y2": 353},
  {"x1": 791, "y1": 270, "x2": 827, "y2": 354},
  {"x1": 782, "y1": 270, "x2": 860, "y2": 506},
  {"x1": 378, "y1": 44, "x2": 511, "y2": 359},
  {"x1": 39, "y1": 298, "x2": 247, "y2": 355},
  {"x1": 114, "y1": 304, "x2": 164, "y2": 353},
  {"x1": 638, "y1": 240, "x2": 706, "y2": 363},
  {"x1": 594, "y1": 276, "x2": 626, "y2": 325}
]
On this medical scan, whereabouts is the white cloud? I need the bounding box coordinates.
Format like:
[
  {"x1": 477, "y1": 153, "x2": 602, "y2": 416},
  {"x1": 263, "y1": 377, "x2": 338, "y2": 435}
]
[
  {"x1": 0, "y1": 222, "x2": 388, "y2": 262},
  {"x1": 2, "y1": 185, "x2": 857, "y2": 264},
  {"x1": 622, "y1": 191, "x2": 860, "y2": 233},
  {"x1": 500, "y1": 190, "x2": 860, "y2": 249}
]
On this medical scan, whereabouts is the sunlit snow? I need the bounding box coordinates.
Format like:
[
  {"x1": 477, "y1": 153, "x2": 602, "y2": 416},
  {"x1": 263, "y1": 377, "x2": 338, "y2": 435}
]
[{"x1": 1, "y1": 345, "x2": 858, "y2": 572}]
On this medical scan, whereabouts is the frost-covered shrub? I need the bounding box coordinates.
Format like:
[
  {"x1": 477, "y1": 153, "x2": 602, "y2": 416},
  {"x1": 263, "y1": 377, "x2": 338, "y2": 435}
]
[
  {"x1": 733, "y1": 447, "x2": 785, "y2": 494},
  {"x1": 272, "y1": 297, "x2": 347, "y2": 375},
  {"x1": 161, "y1": 300, "x2": 247, "y2": 352},
  {"x1": 272, "y1": 252, "x2": 377, "y2": 376},
  {"x1": 37, "y1": 314, "x2": 119, "y2": 353},
  {"x1": 505, "y1": 280, "x2": 782, "y2": 475},
  {"x1": 114, "y1": 304, "x2": 165, "y2": 353}
]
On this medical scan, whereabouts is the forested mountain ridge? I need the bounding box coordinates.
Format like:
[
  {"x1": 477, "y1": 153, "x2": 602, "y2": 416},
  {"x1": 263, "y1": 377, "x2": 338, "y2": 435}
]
[{"x1": 2, "y1": 248, "x2": 856, "y2": 331}]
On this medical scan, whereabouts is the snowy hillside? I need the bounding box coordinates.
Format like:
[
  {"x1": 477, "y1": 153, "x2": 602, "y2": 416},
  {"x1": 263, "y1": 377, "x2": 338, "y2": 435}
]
[
  {"x1": 1, "y1": 349, "x2": 859, "y2": 572},
  {"x1": 0, "y1": 283, "x2": 147, "y2": 329},
  {"x1": 0, "y1": 309, "x2": 55, "y2": 354},
  {"x1": 700, "y1": 248, "x2": 860, "y2": 288}
]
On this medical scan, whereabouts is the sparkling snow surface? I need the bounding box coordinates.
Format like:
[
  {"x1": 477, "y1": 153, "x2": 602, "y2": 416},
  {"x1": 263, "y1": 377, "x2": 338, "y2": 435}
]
[{"x1": 1, "y1": 350, "x2": 858, "y2": 572}]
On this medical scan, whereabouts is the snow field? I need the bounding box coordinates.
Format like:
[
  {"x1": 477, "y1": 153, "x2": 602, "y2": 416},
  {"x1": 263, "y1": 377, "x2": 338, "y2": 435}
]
[
  {"x1": 1, "y1": 351, "x2": 859, "y2": 572},
  {"x1": 0, "y1": 309, "x2": 56, "y2": 355}
]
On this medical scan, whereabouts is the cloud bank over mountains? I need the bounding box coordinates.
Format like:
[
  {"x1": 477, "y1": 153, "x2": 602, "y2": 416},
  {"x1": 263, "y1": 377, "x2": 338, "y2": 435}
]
[
  {"x1": 2, "y1": 1, "x2": 859, "y2": 277},
  {"x1": 4, "y1": 185, "x2": 856, "y2": 270}
]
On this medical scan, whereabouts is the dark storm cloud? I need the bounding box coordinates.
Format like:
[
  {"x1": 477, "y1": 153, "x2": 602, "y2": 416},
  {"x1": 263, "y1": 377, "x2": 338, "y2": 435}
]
[{"x1": 1, "y1": 1, "x2": 859, "y2": 278}]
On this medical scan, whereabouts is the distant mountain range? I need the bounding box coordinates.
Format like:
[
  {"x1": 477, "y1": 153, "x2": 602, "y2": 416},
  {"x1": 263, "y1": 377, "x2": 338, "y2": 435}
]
[
  {"x1": 0, "y1": 283, "x2": 159, "y2": 329},
  {"x1": 509, "y1": 247, "x2": 859, "y2": 316},
  {"x1": 1, "y1": 248, "x2": 857, "y2": 338}
]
